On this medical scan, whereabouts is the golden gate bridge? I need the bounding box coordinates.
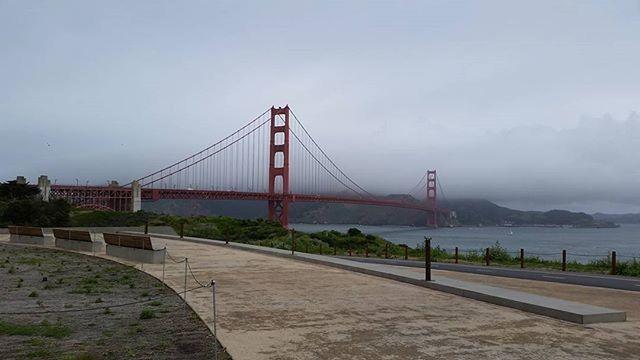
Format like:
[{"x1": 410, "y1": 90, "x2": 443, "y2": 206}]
[{"x1": 46, "y1": 106, "x2": 445, "y2": 227}]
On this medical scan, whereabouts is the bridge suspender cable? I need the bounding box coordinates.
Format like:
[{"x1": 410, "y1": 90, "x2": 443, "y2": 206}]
[
  {"x1": 289, "y1": 109, "x2": 374, "y2": 198},
  {"x1": 125, "y1": 108, "x2": 270, "y2": 187}
]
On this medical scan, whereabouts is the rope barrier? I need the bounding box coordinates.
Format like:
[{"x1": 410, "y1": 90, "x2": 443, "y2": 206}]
[
  {"x1": 187, "y1": 259, "x2": 211, "y2": 288},
  {"x1": 166, "y1": 251, "x2": 186, "y2": 263}
]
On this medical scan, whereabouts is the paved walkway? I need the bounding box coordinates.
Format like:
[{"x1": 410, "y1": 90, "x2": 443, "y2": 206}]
[
  {"x1": 3, "y1": 234, "x2": 640, "y2": 359},
  {"x1": 146, "y1": 234, "x2": 625, "y2": 324}
]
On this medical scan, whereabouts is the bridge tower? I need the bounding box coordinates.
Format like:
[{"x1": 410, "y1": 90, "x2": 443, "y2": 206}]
[
  {"x1": 426, "y1": 170, "x2": 438, "y2": 227},
  {"x1": 268, "y1": 106, "x2": 290, "y2": 227}
]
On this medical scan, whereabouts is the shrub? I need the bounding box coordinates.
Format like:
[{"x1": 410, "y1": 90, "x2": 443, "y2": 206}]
[{"x1": 139, "y1": 308, "x2": 156, "y2": 320}]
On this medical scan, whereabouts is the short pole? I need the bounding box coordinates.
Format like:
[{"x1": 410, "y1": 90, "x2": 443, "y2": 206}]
[
  {"x1": 425, "y1": 237, "x2": 431, "y2": 281},
  {"x1": 404, "y1": 245, "x2": 408, "y2": 261},
  {"x1": 385, "y1": 243, "x2": 389, "y2": 259},
  {"x1": 319, "y1": 244, "x2": 323, "y2": 255},
  {"x1": 144, "y1": 220, "x2": 149, "y2": 234},
  {"x1": 162, "y1": 247, "x2": 166, "y2": 283},
  {"x1": 291, "y1": 230, "x2": 295, "y2": 255},
  {"x1": 180, "y1": 222, "x2": 184, "y2": 239},
  {"x1": 485, "y1": 247, "x2": 490, "y2": 266},
  {"x1": 365, "y1": 244, "x2": 369, "y2": 258},
  {"x1": 211, "y1": 280, "x2": 218, "y2": 360},
  {"x1": 520, "y1": 248, "x2": 524, "y2": 269},
  {"x1": 348, "y1": 246, "x2": 352, "y2": 256},
  {"x1": 183, "y1": 258, "x2": 188, "y2": 309},
  {"x1": 454, "y1": 246, "x2": 458, "y2": 264},
  {"x1": 611, "y1": 251, "x2": 617, "y2": 275},
  {"x1": 562, "y1": 250, "x2": 567, "y2": 272}
]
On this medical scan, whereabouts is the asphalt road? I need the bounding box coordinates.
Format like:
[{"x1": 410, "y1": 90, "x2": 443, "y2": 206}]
[{"x1": 335, "y1": 256, "x2": 640, "y2": 292}]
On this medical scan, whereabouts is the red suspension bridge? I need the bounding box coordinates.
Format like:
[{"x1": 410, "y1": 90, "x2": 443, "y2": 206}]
[{"x1": 46, "y1": 106, "x2": 447, "y2": 227}]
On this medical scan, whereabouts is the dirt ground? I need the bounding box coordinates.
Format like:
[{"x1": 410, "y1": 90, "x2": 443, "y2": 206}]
[
  {"x1": 0, "y1": 242, "x2": 221, "y2": 360},
  {"x1": 129, "y1": 238, "x2": 640, "y2": 360}
]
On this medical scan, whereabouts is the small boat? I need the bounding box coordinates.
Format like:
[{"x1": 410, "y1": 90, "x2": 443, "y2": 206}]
[{"x1": 507, "y1": 229, "x2": 514, "y2": 236}]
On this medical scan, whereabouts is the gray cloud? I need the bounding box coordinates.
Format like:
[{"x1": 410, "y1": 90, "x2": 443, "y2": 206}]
[{"x1": 1, "y1": 1, "x2": 639, "y2": 213}]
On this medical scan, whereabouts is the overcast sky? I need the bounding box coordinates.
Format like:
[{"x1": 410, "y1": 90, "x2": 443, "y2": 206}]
[{"x1": 2, "y1": 1, "x2": 640, "y2": 213}]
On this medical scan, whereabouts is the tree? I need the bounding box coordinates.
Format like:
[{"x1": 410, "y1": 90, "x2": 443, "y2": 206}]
[
  {"x1": 347, "y1": 227, "x2": 362, "y2": 237},
  {"x1": 0, "y1": 180, "x2": 39, "y2": 201}
]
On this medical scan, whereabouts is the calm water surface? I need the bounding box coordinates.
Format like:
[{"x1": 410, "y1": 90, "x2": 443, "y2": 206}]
[{"x1": 291, "y1": 223, "x2": 640, "y2": 262}]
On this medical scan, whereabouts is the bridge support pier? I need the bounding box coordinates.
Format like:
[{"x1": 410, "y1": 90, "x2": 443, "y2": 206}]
[
  {"x1": 426, "y1": 170, "x2": 438, "y2": 227},
  {"x1": 132, "y1": 180, "x2": 141, "y2": 212},
  {"x1": 268, "y1": 105, "x2": 290, "y2": 227}
]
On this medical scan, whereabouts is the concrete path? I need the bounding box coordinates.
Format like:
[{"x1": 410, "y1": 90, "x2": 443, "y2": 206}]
[
  {"x1": 3, "y1": 234, "x2": 640, "y2": 359},
  {"x1": 337, "y1": 256, "x2": 640, "y2": 292},
  {"x1": 144, "y1": 234, "x2": 626, "y2": 325}
]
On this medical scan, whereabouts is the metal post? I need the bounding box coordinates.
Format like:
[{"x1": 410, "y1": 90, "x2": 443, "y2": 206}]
[
  {"x1": 144, "y1": 220, "x2": 149, "y2": 234},
  {"x1": 183, "y1": 258, "x2": 188, "y2": 309},
  {"x1": 385, "y1": 243, "x2": 388, "y2": 259},
  {"x1": 562, "y1": 250, "x2": 566, "y2": 272},
  {"x1": 425, "y1": 237, "x2": 431, "y2": 281},
  {"x1": 291, "y1": 230, "x2": 295, "y2": 255},
  {"x1": 485, "y1": 247, "x2": 490, "y2": 266},
  {"x1": 348, "y1": 246, "x2": 352, "y2": 256},
  {"x1": 454, "y1": 246, "x2": 458, "y2": 264},
  {"x1": 520, "y1": 248, "x2": 524, "y2": 269},
  {"x1": 162, "y1": 247, "x2": 166, "y2": 284},
  {"x1": 180, "y1": 222, "x2": 184, "y2": 239},
  {"x1": 305, "y1": 242, "x2": 309, "y2": 253},
  {"x1": 611, "y1": 251, "x2": 617, "y2": 275},
  {"x1": 365, "y1": 244, "x2": 369, "y2": 258},
  {"x1": 211, "y1": 280, "x2": 218, "y2": 360},
  {"x1": 319, "y1": 244, "x2": 322, "y2": 255},
  {"x1": 404, "y1": 245, "x2": 408, "y2": 261}
]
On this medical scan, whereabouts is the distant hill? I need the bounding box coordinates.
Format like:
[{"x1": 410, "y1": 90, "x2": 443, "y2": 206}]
[
  {"x1": 593, "y1": 213, "x2": 640, "y2": 224},
  {"x1": 142, "y1": 197, "x2": 617, "y2": 228},
  {"x1": 443, "y1": 199, "x2": 617, "y2": 228}
]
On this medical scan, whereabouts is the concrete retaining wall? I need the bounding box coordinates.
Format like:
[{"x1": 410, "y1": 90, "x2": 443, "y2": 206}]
[
  {"x1": 55, "y1": 238, "x2": 104, "y2": 253},
  {"x1": 106, "y1": 245, "x2": 165, "y2": 264},
  {"x1": 10, "y1": 234, "x2": 54, "y2": 246}
]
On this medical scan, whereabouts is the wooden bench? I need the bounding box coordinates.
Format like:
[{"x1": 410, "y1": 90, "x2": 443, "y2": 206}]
[
  {"x1": 8, "y1": 226, "x2": 51, "y2": 245},
  {"x1": 103, "y1": 233, "x2": 164, "y2": 263},
  {"x1": 8, "y1": 226, "x2": 44, "y2": 237},
  {"x1": 53, "y1": 229, "x2": 92, "y2": 242},
  {"x1": 53, "y1": 229, "x2": 102, "y2": 252},
  {"x1": 103, "y1": 233, "x2": 154, "y2": 250}
]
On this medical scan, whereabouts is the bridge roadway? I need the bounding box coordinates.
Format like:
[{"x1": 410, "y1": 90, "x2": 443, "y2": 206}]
[{"x1": 336, "y1": 256, "x2": 640, "y2": 292}]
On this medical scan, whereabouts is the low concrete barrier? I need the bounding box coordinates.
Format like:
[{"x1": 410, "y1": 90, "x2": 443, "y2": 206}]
[
  {"x1": 8, "y1": 226, "x2": 53, "y2": 246},
  {"x1": 53, "y1": 229, "x2": 103, "y2": 253},
  {"x1": 103, "y1": 233, "x2": 165, "y2": 264}
]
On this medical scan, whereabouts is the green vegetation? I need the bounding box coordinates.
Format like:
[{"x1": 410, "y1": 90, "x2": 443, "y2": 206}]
[
  {"x1": 428, "y1": 241, "x2": 640, "y2": 276},
  {"x1": 69, "y1": 210, "x2": 412, "y2": 257},
  {"x1": 0, "y1": 180, "x2": 70, "y2": 227},
  {"x1": 0, "y1": 320, "x2": 72, "y2": 338},
  {"x1": 139, "y1": 308, "x2": 156, "y2": 320}
]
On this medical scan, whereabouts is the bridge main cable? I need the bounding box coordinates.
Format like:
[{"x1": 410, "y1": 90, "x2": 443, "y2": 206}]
[
  {"x1": 124, "y1": 108, "x2": 270, "y2": 187},
  {"x1": 289, "y1": 109, "x2": 374, "y2": 198}
]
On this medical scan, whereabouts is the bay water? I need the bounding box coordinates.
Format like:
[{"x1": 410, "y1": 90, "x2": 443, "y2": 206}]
[{"x1": 291, "y1": 223, "x2": 640, "y2": 263}]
